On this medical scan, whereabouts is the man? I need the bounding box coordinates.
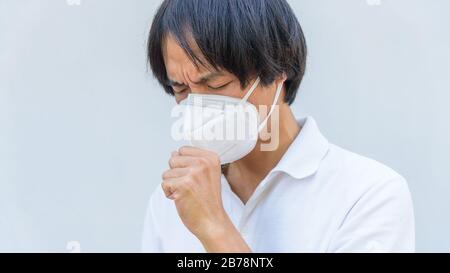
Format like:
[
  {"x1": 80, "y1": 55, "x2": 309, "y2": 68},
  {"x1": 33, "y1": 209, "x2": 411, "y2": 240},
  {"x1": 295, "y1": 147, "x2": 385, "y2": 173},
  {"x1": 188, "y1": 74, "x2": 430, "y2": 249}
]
[{"x1": 142, "y1": 0, "x2": 414, "y2": 252}]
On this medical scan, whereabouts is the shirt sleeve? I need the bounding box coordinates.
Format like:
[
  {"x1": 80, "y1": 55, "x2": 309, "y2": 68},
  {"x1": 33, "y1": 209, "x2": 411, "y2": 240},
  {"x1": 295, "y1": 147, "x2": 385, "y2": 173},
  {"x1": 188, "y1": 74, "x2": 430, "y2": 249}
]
[
  {"x1": 328, "y1": 175, "x2": 415, "y2": 252},
  {"x1": 141, "y1": 190, "x2": 163, "y2": 253}
]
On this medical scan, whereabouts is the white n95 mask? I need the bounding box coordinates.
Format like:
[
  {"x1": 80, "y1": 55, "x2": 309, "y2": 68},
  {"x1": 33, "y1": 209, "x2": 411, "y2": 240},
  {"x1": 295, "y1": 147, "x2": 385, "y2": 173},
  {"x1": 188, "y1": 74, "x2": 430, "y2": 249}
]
[{"x1": 180, "y1": 77, "x2": 283, "y2": 164}]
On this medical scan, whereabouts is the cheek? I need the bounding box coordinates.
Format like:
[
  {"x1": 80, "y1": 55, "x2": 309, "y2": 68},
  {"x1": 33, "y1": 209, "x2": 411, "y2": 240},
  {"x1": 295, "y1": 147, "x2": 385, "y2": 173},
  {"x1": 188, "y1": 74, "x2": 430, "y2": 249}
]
[{"x1": 246, "y1": 87, "x2": 267, "y2": 107}]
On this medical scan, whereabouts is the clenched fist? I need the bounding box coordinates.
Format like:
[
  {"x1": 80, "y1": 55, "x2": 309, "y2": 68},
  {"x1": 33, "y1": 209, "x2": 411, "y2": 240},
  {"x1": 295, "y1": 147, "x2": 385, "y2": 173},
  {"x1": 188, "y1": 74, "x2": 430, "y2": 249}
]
[
  {"x1": 162, "y1": 146, "x2": 226, "y2": 237},
  {"x1": 161, "y1": 146, "x2": 251, "y2": 252}
]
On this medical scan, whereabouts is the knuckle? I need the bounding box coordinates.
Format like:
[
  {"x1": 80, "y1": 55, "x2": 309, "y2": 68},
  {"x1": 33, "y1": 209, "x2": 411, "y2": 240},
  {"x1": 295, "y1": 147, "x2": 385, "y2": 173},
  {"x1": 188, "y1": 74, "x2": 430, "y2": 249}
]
[
  {"x1": 168, "y1": 157, "x2": 176, "y2": 167},
  {"x1": 187, "y1": 167, "x2": 196, "y2": 176},
  {"x1": 193, "y1": 158, "x2": 203, "y2": 166},
  {"x1": 179, "y1": 146, "x2": 193, "y2": 156},
  {"x1": 196, "y1": 161, "x2": 206, "y2": 170},
  {"x1": 183, "y1": 177, "x2": 194, "y2": 188},
  {"x1": 187, "y1": 168, "x2": 201, "y2": 181},
  {"x1": 198, "y1": 157, "x2": 209, "y2": 166}
]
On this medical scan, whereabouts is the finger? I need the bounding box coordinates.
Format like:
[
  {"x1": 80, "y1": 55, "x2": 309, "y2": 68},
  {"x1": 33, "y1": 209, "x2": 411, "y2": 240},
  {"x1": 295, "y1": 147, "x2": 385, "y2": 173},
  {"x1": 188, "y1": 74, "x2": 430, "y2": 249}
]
[
  {"x1": 161, "y1": 177, "x2": 183, "y2": 199},
  {"x1": 161, "y1": 180, "x2": 173, "y2": 198},
  {"x1": 166, "y1": 191, "x2": 179, "y2": 200},
  {"x1": 178, "y1": 146, "x2": 216, "y2": 157},
  {"x1": 168, "y1": 155, "x2": 199, "y2": 168},
  {"x1": 162, "y1": 167, "x2": 189, "y2": 179}
]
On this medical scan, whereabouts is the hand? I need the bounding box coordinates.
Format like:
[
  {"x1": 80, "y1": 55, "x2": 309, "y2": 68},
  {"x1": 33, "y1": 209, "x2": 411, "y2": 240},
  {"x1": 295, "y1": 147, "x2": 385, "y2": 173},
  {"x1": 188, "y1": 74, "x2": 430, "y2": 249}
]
[{"x1": 161, "y1": 146, "x2": 227, "y2": 239}]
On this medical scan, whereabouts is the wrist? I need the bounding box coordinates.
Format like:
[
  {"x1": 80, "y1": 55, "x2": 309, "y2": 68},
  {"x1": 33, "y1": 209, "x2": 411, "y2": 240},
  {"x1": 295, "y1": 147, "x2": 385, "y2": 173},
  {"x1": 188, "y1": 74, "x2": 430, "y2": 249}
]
[
  {"x1": 198, "y1": 211, "x2": 234, "y2": 242},
  {"x1": 197, "y1": 212, "x2": 251, "y2": 253}
]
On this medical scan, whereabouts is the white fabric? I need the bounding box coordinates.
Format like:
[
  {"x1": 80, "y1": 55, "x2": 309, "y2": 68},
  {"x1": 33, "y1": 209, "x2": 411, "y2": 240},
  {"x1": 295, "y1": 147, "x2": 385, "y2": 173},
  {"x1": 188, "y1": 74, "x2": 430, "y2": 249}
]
[{"x1": 141, "y1": 116, "x2": 415, "y2": 252}]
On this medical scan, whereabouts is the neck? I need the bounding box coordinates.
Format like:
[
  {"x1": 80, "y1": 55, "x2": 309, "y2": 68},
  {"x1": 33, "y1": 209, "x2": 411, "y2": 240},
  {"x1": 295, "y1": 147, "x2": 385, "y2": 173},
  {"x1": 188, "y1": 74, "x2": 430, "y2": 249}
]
[{"x1": 224, "y1": 103, "x2": 300, "y2": 203}]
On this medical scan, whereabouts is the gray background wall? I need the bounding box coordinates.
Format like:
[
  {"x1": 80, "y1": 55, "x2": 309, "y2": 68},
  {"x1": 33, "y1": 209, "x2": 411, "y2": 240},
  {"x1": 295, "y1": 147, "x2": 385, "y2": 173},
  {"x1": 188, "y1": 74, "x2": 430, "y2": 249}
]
[{"x1": 0, "y1": 0, "x2": 449, "y2": 252}]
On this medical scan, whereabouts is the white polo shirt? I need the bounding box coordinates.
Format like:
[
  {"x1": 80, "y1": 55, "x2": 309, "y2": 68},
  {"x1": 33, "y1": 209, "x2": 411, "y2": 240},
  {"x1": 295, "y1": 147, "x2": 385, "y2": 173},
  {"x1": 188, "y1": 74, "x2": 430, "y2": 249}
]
[{"x1": 141, "y1": 116, "x2": 415, "y2": 252}]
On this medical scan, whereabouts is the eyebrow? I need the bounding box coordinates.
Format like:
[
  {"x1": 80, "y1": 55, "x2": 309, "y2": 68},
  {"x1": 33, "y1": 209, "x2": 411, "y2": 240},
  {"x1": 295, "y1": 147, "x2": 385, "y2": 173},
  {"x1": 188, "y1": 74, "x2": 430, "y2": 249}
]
[
  {"x1": 167, "y1": 72, "x2": 223, "y2": 86},
  {"x1": 192, "y1": 72, "x2": 223, "y2": 84},
  {"x1": 167, "y1": 79, "x2": 184, "y2": 87}
]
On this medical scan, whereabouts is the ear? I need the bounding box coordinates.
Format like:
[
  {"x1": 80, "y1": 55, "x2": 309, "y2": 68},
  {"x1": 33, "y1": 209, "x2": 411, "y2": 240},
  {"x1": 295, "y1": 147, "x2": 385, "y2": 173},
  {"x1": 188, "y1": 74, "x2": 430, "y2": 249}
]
[{"x1": 275, "y1": 72, "x2": 288, "y2": 86}]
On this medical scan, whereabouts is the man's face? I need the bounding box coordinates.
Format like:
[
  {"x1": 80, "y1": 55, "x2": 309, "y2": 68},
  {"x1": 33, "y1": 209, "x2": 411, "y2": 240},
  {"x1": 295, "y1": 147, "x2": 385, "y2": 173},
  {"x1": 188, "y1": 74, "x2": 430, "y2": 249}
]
[{"x1": 162, "y1": 34, "x2": 281, "y2": 107}]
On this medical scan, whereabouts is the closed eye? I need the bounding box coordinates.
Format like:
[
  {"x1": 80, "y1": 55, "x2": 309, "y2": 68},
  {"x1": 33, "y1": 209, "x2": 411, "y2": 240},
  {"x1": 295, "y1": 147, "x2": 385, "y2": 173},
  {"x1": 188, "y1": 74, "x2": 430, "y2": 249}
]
[{"x1": 171, "y1": 84, "x2": 189, "y2": 94}]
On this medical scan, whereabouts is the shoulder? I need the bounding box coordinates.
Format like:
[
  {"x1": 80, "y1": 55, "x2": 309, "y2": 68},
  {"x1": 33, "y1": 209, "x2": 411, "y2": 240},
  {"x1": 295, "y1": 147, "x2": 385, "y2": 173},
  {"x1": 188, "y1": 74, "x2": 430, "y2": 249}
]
[
  {"x1": 315, "y1": 143, "x2": 414, "y2": 224},
  {"x1": 324, "y1": 143, "x2": 409, "y2": 191},
  {"x1": 322, "y1": 146, "x2": 415, "y2": 251}
]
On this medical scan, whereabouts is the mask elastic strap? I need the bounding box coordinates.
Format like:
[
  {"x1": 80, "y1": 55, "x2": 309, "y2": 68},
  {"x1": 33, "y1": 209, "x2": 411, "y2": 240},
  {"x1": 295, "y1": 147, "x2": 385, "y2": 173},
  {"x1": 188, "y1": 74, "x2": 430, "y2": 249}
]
[
  {"x1": 240, "y1": 77, "x2": 261, "y2": 104},
  {"x1": 257, "y1": 82, "x2": 283, "y2": 132}
]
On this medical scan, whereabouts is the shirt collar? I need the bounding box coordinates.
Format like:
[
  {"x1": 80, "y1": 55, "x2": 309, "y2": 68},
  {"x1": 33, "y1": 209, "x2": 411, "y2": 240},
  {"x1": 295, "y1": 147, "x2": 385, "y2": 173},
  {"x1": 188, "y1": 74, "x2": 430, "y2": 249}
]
[{"x1": 272, "y1": 116, "x2": 330, "y2": 180}]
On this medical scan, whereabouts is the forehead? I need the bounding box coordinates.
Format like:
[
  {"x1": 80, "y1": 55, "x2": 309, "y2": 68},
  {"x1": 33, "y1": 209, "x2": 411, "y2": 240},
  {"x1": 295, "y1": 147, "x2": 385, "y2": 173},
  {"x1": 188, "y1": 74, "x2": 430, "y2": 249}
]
[{"x1": 162, "y1": 34, "x2": 210, "y2": 81}]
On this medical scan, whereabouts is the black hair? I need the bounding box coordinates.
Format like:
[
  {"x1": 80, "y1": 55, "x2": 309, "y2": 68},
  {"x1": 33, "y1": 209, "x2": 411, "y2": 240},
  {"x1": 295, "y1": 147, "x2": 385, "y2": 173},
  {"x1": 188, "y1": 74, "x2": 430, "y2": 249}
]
[{"x1": 147, "y1": 0, "x2": 307, "y2": 105}]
